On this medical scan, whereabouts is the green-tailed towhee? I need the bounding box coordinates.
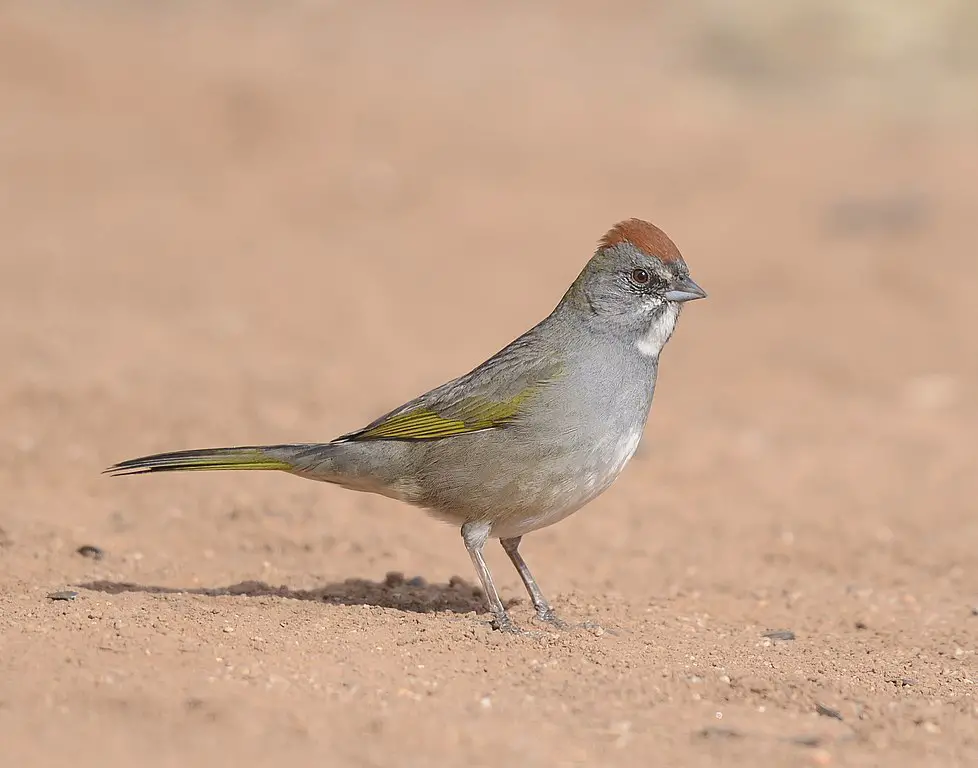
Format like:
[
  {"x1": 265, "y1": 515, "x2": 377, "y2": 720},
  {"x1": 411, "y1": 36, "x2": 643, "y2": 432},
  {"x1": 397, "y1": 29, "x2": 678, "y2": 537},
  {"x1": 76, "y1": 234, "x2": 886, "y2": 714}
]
[{"x1": 106, "y1": 218, "x2": 706, "y2": 631}]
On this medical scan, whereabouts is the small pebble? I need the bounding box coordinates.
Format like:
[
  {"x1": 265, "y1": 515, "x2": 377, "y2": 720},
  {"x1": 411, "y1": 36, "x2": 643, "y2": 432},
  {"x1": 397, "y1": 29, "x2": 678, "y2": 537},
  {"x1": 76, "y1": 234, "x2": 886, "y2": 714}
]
[
  {"x1": 697, "y1": 726, "x2": 742, "y2": 740},
  {"x1": 384, "y1": 571, "x2": 405, "y2": 587},
  {"x1": 810, "y1": 748, "x2": 833, "y2": 766},
  {"x1": 902, "y1": 373, "x2": 958, "y2": 412},
  {"x1": 76, "y1": 545, "x2": 104, "y2": 561},
  {"x1": 762, "y1": 629, "x2": 796, "y2": 641},
  {"x1": 815, "y1": 703, "x2": 844, "y2": 721},
  {"x1": 48, "y1": 590, "x2": 78, "y2": 601},
  {"x1": 406, "y1": 576, "x2": 427, "y2": 588},
  {"x1": 791, "y1": 735, "x2": 823, "y2": 748}
]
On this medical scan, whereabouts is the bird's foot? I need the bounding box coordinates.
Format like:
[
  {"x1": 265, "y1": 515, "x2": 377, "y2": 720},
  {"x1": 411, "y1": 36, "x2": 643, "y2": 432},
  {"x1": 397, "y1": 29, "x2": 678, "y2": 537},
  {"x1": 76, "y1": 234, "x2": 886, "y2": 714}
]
[
  {"x1": 489, "y1": 612, "x2": 522, "y2": 634},
  {"x1": 531, "y1": 609, "x2": 617, "y2": 635},
  {"x1": 533, "y1": 606, "x2": 567, "y2": 629}
]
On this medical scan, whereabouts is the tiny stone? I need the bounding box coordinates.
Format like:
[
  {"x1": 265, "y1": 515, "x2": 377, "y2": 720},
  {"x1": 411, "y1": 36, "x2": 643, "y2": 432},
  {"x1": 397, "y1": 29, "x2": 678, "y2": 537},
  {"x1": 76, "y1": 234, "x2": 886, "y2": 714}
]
[
  {"x1": 815, "y1": 702, "x2": 844, "y2": 721},
  {"x1": 76, "y1": 545, "x2": 104, "y2": 560},
  {"x1": 384, "y1": 571, "x2": 405, "y2": 587},
  {"x1": 406, "y1": 576, "x2": 427, "y2": 588},
  {"x1": 810, "y1": 748, "x2": 833, "y2": 766},
  {"x1": 697, "y1": 726, "x2": 742, "y2": 740},
  {"x1": 47, "y1": 590, "x2": 78, "y2": 601},
  {"x1": 903, "y1": 373, "x2": 958, "y2": 412},
  {"x1": 741, "y1": 677, "x2": 771, "y2": 694},
  {"x1": 792, "y1": 735, "x2": 823, "y2": 748},
  {"x1": 762, "y1": 629, "x2": 796, "y2": 641}
]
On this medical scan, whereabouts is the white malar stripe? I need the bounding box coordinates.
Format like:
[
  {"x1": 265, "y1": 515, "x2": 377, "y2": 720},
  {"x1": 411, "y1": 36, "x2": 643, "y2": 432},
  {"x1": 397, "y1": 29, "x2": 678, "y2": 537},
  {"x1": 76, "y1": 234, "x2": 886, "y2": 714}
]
[{"x1": 637, "y1": 302, "x2": 679, "y2": 357}]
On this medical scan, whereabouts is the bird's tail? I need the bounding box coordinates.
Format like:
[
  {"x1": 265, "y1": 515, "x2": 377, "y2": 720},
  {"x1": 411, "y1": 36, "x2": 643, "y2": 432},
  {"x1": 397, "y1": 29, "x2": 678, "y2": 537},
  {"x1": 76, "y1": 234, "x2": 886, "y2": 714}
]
[{"x1": 103, "y1": 444, "x2": 321, "y2": 477}]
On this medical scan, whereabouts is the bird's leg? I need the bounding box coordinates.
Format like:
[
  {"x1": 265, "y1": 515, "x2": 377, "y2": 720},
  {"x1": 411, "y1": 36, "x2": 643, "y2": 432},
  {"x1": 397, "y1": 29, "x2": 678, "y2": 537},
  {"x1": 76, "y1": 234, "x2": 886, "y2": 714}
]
[
  {"x1": 500, "y1": 536, "x2": 563, "y2": 626},
  {"x1": 461, "y1": 522, "x2": 515, "y2": 632}
]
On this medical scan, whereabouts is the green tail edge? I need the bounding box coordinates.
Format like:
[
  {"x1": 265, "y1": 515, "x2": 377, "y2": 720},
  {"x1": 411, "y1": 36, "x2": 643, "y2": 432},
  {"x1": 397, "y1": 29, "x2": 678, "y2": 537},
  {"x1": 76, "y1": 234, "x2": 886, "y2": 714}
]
[{"x1": 103, "y1": 446, "x2": 294, "y2": 476}]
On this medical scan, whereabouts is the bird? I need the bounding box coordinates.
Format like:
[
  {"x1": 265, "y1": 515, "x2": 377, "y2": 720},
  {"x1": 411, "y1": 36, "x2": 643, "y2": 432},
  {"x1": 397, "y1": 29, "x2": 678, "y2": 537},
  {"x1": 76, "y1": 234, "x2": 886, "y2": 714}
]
[{"x1": 104, "y1": 219, "x2": 706, "y2": 632}]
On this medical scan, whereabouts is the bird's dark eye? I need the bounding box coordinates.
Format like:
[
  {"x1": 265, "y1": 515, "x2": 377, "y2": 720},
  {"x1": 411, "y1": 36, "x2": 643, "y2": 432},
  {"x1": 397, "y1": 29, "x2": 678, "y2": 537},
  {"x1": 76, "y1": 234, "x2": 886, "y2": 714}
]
[{"x1": 630, "y1": 268, "x2": 651, "y2": 286}]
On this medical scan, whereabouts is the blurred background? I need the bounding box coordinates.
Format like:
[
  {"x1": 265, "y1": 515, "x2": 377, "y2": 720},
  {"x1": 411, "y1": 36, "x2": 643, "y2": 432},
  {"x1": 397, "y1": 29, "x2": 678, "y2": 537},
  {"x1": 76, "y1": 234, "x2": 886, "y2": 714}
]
[{"x1": 1, "y1": 2, "x2": 976, "y2": 766}]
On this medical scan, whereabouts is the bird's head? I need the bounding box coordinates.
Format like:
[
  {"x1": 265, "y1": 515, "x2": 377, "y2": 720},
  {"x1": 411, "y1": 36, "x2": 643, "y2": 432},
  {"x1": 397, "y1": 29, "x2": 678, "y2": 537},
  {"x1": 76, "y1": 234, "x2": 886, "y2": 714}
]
[{"x1": 561, "y1": 219, "x2": 706, "y2": 357}]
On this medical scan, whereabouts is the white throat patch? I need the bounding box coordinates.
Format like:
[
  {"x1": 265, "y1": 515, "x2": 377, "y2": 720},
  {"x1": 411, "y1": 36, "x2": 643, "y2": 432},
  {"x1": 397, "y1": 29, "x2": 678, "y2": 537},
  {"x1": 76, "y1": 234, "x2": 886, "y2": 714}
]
[{"x1": 636, "y1": 302, "x2": 679, "y2": 357}]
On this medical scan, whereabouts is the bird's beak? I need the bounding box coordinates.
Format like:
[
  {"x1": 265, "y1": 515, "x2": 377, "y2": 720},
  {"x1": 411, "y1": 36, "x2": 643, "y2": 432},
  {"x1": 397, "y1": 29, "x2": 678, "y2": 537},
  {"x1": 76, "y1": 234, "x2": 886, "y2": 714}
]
[{"x1": 663, "y1": 275, "x2": 707, "y2": 303}]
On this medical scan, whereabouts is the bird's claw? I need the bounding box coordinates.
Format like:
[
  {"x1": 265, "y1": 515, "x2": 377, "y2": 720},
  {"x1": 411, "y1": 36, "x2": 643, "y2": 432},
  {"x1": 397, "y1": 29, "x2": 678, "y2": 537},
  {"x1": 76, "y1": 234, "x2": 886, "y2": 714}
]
[
  {"x1": 534, "y1": 606, "x2": 567, "y2": 629},
  {"x1": 490, "y1": 613, "x2": 521, "y2": 633}
]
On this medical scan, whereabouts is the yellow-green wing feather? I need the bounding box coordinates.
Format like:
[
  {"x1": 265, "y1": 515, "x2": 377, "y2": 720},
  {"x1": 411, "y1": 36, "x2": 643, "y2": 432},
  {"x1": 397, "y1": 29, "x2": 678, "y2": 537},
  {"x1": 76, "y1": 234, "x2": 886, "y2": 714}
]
[
  {"x1": 338, "y1": 332, "x2": 564, "y2": 443},
  {"x1": 352, "y1": 387, "x2": 540, "y2": 441}
]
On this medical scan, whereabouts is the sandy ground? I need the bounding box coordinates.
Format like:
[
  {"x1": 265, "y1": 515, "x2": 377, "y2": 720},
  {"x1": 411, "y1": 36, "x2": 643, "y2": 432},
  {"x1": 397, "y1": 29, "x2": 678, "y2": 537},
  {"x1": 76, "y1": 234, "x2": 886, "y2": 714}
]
[{"x1": 1, "y1": 3, "x2": 977, "y2": 766}]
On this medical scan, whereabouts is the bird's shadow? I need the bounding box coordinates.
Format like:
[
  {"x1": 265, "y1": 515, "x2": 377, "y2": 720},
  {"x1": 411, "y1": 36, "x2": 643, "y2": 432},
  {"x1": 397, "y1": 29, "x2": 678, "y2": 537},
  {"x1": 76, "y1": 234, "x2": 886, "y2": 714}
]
[{"x1": 76, "y1": 572, "x2": 520, "y2": 616}]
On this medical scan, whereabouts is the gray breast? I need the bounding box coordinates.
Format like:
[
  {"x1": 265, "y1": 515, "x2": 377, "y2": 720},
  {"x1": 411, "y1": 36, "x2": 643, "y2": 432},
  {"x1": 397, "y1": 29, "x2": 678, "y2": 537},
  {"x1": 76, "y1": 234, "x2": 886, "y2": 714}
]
[{"x1": 413, "y1": 350, "x2": 657, "y2": 527}]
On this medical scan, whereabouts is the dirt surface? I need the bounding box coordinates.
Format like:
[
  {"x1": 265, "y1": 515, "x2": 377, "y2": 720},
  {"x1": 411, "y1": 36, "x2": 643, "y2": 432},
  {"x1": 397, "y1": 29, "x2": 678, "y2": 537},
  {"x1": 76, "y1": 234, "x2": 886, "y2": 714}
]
[{"x1": 2, "y1": 3, "x2": 977, "y2": 767}]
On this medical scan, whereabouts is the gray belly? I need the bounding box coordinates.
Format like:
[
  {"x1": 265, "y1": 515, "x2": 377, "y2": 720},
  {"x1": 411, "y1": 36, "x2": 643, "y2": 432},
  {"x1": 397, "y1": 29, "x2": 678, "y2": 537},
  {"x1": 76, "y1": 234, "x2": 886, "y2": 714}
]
[{"x1": 411, "y1": 420, "x2": 646, "y2": 538}]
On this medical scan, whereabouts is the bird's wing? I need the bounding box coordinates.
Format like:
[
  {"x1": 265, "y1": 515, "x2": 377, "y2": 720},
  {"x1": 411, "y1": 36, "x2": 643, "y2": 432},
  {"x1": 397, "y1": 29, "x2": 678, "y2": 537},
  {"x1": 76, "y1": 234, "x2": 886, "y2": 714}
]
[{"x1": 335, "y1": 338, "x2": 563, "y2": 443}]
